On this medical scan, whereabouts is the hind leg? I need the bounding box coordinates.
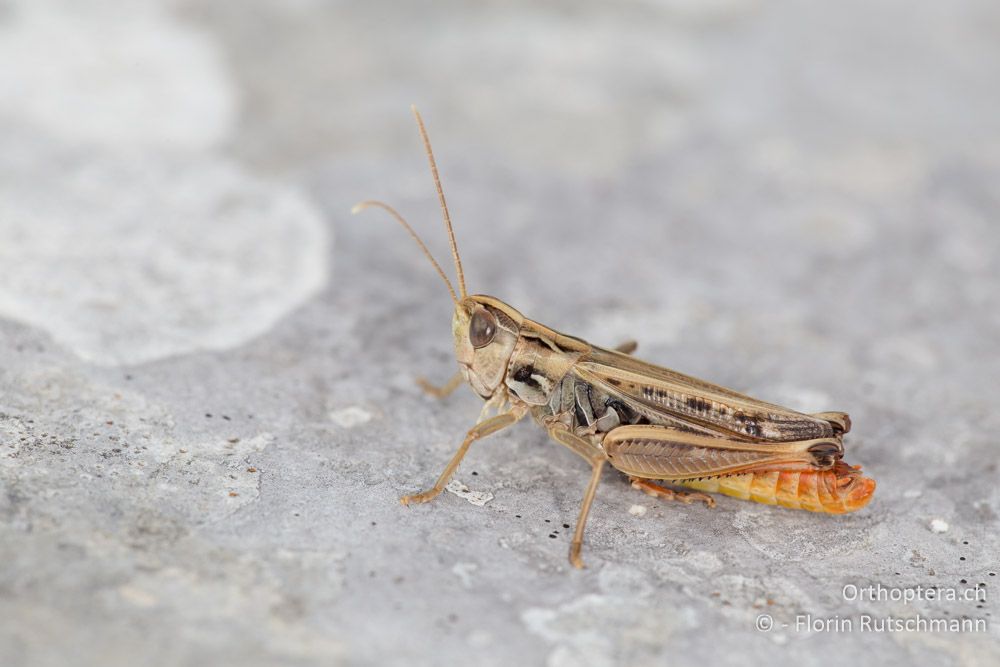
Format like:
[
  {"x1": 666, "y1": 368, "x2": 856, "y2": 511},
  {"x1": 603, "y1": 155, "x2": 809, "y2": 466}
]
[{"x1": 629, "y1": 477, "x2": 715, "y2": 508}]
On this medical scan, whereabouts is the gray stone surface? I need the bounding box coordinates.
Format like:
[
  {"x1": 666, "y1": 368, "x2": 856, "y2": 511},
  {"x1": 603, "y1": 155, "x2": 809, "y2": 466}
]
[{"x1": 1, "y1": 1, "x2": 999, "y2": 666}]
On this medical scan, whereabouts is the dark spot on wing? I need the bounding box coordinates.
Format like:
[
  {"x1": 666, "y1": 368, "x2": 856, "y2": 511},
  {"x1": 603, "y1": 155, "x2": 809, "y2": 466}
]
[
  {"x1": 734, "y1": 411, "x2": 762, "y2": 438},
  {"x1": 686, "y1": 396, "x2": 711, "y2": 412},
  {"x1": 642, "y1": 386, "x2": 671, "y2": 403}
]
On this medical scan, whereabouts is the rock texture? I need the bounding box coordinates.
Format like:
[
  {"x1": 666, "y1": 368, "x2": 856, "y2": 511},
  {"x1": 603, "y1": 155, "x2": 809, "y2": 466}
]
[{"x1": 1, "y1": 1, "x2": 998, "y2": 666}]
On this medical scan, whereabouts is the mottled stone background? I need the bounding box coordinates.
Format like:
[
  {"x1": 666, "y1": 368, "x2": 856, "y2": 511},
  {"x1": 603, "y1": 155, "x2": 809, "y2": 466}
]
[{"x1": 1, "y1": 1, "x2": 998, "y2": 666}]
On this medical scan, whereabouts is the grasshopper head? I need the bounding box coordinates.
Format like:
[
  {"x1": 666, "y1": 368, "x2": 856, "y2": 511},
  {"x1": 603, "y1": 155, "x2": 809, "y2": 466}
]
[
  {"x1": 353, "y1": 111, "x2": 527, "y2": 400},
  {"x1": 453, "y1": 296, "x2": 524, "y2": 398}
]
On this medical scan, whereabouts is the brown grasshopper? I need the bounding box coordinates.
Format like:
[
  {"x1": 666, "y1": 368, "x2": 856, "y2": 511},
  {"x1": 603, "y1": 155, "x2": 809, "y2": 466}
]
[{"x1": 354, "y1": 108, "x2": 875, "y2": 568}]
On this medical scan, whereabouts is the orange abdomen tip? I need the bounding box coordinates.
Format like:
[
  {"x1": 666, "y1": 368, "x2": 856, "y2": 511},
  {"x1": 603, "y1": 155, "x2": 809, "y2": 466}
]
[
  {"x1": 835, "y1": 471, "x2": 876, "y2": 513},
  {"x1": 679, "y1": 462, "x2": 875, "y2": 514}
]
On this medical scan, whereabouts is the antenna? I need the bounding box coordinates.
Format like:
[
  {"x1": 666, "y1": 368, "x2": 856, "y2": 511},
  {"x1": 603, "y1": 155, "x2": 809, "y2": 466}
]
[
  {"x1": 411, "y1": 105, "x2": 467, "y2": 300},
  {"x1": 351, "y1": 200, "x2": 459, "y2": 305}
]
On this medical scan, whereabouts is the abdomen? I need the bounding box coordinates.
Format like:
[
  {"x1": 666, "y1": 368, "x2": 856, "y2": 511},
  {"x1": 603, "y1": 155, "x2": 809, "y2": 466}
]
[{"x1": 678, "y1": 462, "x2": 875, "y2": 514}]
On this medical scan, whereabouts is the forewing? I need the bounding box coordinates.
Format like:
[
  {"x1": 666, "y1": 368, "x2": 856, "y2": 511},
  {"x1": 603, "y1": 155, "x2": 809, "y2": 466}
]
[{"x1": 576, "y1": 345, "x2": 837, "y2": 442}]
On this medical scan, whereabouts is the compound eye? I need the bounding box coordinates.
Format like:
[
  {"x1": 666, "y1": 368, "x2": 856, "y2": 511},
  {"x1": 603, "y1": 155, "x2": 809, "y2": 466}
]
[{"x1": 469, "y1": 308, "x2": 497, "y2": 348}]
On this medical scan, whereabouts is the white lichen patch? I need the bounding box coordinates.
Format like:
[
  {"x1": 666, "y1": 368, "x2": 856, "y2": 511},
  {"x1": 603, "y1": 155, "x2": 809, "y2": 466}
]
[
  {"x1": 928, "y1": 518, "x2": 949, "y2": 534},
  {"x1": 0, "y1": 2, "x2": 327, "y2": 367},
  {"x1": 0, "y1": 2, "x2": 236, "y2": 150},
  {"x1": 628, "y1": 504, "x2": 648, "y2": 517},
  {"x1": 329, "y1": 406, "x2": 373, "y2": 429},
  {"x1": 0, "y1": 145, "x2": 330, "y2": 365},
  {"x1": 445, "y1": 480, "x2": 494, "y2": 507}
]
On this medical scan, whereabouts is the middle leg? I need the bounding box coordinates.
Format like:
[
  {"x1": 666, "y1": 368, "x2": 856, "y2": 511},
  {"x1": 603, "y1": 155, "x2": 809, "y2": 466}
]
[{"x1": 547, "y1": 427, "x2": 609, "y2": 569}]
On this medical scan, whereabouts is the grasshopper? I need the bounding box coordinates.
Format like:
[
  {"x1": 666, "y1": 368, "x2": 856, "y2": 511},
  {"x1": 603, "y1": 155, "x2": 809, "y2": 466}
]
[{"x1": 354, "y1": 108, "x2": 876, "y2": 568}]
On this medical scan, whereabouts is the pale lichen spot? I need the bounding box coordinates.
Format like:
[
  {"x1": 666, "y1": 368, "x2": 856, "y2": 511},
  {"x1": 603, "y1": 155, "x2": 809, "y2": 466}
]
[
  {"x1": 445, "y1": 480, "x2": 494, "y2": 507},
  {"x1": 929, "y1": 518, "x2": 949, "y2": 534},
  {"x1": 628, "y1": 504, "x2": 648, "y2": 517},
  {"x1": 329, "y1": 406, "x2": 373, "y2": 429}
]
